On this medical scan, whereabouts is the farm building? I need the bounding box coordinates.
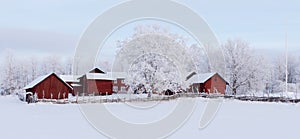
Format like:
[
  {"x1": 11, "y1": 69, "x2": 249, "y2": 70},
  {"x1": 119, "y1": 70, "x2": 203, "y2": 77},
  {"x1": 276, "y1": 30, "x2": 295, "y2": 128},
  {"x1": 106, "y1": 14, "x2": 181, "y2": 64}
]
[
  {"x1": 24, "y1": 67, "x2": 229, "y2": 99},
  {"x1": 189, "y1": 72, "x2": 228, "y2": 94},
  {"x1": 78, "y1": 68, "x2": 114, "y2": 95},
  {"x1": 24, "y1": 73, "x2": 73, "y2": 100},
  {"x1": 111, "y1": 72, "x2": 127, "y2": 93},
  {"x1": 60, "y1": 75, "x2": 81, "y2": 95}
]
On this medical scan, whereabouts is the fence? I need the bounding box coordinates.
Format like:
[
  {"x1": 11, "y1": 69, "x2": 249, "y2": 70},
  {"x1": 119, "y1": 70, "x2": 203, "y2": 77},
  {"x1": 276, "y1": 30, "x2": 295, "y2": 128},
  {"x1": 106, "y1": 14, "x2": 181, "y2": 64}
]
[
  {"x1": 35, "y1": 92, "x2": 300, "y2": 104},
  {"x1": 70, "y1": 92, "x2": 225, "y2": 104}
]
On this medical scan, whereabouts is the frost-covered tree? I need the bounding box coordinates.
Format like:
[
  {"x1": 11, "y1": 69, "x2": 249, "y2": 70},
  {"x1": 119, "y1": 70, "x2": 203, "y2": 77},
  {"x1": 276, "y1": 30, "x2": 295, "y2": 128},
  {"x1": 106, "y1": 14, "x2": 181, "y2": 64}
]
[
  {"x1": 286, "y1": 55, "x2": 300, "y2": 83},
  {"x1": 98, "y1": 60, "x2": 111, "y2": 72},
  {"x1": 15, "y1": 60, "x2": 29, "y2": 90},
  {"x1": 113, "y1": 25, "x2": 197, "y2": 95},
  {"x1": 270, "y1": 54, "x2": 300, "y2": 93},
  {"x1": 1, "y1": 49, "x2": 17, "y2": 95},
  {"x1": 29, "y1": 56, "x2": 39, "y2": 81},
  {"x1": 246, "y1": 56, "x2": 271, "y2": 95},
  {"x1": 188, "y1": 44, "x2": 210, "y2": 73},
  {"x1": 126, "y1": 53, "x2": 180, "y2": 96},
  {"x1": 63, "y1": 57, "x2": 73, "y2": 75},
  {"x1": 40, "y1": 55, "x2": 64, "y2": 75},
  {"x1": 0, "y1": 51, "x2": 75, "y2": 95},
  {"x1": 223, "y1": 39, "x2": 269, "y2": 95},
  {"x1": 270, "y1": 56, "x2": 287, "y2": 93}
]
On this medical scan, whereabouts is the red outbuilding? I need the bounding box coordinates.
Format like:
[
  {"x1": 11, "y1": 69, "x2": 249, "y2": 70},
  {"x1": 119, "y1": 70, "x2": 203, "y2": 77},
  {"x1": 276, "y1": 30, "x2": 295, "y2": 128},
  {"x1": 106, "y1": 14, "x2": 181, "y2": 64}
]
[
  {"x1": 78, "y1": 68, "x2": 114, "y2": 95},
  {"x1": 60, "y1": 75, "x2": 82, "y2": 95},
  {"x1": 190, "y1": 73, "x2": 228, "y2": 94},
  {"x1": 24, "y1": 73, "x2": 73, "y2": 99}
]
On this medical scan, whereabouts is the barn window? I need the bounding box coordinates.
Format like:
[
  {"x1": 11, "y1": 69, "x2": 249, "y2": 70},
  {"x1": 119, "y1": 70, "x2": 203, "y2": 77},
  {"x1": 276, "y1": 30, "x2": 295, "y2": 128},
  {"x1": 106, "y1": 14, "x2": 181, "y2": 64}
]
[{"x1": 214, "y1": 77, "x2": 218, "y2": 82}]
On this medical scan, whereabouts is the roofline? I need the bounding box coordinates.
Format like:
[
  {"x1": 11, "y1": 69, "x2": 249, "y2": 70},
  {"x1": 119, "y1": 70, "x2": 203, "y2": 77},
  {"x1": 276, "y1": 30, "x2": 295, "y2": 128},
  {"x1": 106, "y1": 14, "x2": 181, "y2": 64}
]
[
  {"x1": 53, "y1": 73, "x2": 74, "y2": 89},
  {"x1": 89, "y1": 67, "x2": 106, "y2": 73},
  {"x1": 24, "y1": 73, "x2": 73, "y2": 90},
  {"x1": 215, "y1": 73, "x2": 229, "y2": 84},
  {"x1": 192, "y1": 72, "x2": 229, "y2": 84},
  {"x1": 87, "y1": 79, "x2": 115, "y2": 81},
  {"x1": 59, "y1": 75, "x2": 81, "y2": 83}
]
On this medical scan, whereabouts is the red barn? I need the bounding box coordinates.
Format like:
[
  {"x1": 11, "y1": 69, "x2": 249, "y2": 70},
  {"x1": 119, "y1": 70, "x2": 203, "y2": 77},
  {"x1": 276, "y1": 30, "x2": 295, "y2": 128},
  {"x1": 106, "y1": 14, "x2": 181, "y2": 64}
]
[
  {"x1": 190, "y1": 73, "x2": 228, "y2": 94},
  {"x1": 79, "y1": 68, "x2": 114, "y2": 95},
  {"x1": 24, "y1": 73, "x2": 73, "y2": 99}
]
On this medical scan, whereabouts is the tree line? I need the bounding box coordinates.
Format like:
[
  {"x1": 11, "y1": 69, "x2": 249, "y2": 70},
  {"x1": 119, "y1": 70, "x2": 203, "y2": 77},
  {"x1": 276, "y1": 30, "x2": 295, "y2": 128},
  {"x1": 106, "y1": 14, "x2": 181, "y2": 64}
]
[
  {"x1": 223, "y1": 39, "x2": 300, "y2": 96},
  {"x1": 1, "y1": 26, "x2": 299, "y2": 96},
  {"x1": 0, "y1": 49, "x2": 73, "y2": 95}
]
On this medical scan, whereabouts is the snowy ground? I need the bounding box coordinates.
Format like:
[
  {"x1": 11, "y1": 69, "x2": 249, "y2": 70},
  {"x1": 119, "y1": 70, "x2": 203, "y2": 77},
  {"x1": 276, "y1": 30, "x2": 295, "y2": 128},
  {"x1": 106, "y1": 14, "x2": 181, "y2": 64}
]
[
  {"x1": 1, "y1": 95, "x2": 300, "y2": 139},
  {"x1": 237, "y1": 91, "x2": 300, "y2": 99}
]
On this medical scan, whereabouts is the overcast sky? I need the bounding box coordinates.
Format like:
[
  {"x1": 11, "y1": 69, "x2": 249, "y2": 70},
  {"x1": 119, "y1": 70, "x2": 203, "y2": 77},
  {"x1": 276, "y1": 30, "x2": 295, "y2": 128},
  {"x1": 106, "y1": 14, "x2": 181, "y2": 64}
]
[{"x1": 0, "y1": 0, "x2": 299, "y2": 59}]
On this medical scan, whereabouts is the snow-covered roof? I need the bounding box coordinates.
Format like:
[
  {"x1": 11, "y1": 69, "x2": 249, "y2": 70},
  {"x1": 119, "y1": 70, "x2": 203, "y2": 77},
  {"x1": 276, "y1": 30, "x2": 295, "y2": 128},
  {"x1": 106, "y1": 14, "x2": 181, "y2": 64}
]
[
  {"x1": 85, "y1": 73, "x2": 115, "y2": 80},
  {"x1": 189, "y1": 72, "x2": 228, "y2": 84},
  {"x1": 190, "y1": 72, "x2": 216, "y2": 83},
  {"x1": 71, "y1": 83, "x2": 82, "y2": 87},
  {"x1": 78, "y1": 72, "x2": 126, "y2": 81},
  {"x1": 60, "y1": 75, "x2": 80, "y2": 83},
  {"x1": 24, "y1": 73, "x2": 72, "y2": 90},
  {"x1": 108, "y1": 72, "x2": 127, "y2": 79},
  {"x1": 24, "y1": 73, "x2": 52, "y2": 89}
]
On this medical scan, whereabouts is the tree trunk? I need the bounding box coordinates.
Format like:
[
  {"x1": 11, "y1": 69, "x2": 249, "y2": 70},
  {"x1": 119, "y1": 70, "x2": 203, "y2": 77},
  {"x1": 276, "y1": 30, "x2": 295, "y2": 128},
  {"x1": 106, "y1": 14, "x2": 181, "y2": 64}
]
[{"x1": 232, "y1": 88, "x2": 237, "y2": 96}]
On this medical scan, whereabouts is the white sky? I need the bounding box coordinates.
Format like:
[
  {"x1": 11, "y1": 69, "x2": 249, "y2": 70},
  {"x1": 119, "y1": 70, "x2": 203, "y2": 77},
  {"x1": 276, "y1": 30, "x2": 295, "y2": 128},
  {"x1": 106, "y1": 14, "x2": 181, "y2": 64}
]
[{"x1": 0, "y1": 0, "x2": 299, "y2": 59}]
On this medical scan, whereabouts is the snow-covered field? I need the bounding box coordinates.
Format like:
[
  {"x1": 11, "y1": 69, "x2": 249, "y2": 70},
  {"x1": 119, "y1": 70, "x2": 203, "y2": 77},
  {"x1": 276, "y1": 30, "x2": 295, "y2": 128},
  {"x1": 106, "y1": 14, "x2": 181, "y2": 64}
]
[{"x1": 1, "y1": 95, "x2": 300, "y2": 139}]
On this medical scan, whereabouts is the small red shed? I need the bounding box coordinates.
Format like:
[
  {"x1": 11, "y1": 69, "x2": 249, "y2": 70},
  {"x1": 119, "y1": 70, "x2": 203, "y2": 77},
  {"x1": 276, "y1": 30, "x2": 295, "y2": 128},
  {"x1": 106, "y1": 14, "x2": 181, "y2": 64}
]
[
  {"x1": 24, "y1": 73, "x2": 73, "y2": 99},
  {"x1": 79, "y1": 72, "x2": 114, "y2": 95},
  {"x1": 190, "y1": 73, "x2": 228, "y2": 94}
]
